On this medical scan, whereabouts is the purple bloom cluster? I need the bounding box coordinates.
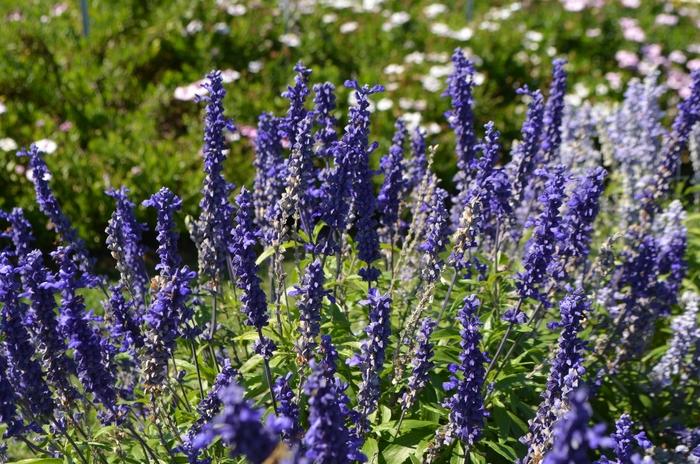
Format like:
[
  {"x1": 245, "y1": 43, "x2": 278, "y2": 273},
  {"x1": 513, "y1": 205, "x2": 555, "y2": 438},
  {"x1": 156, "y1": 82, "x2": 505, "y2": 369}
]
[
  {"x1": 19, "y1": 250, "x2": 77, "y2": 400},
  {"x1": 450, "y1": 122, "x2": 512, "y2": 274},
  {"x1": 281, "y1": 62, "x2": 312, "y2": 148},
  {"x1": 49, "y1": 246, "x2": 120, "y2": 420},
  {"x1": 550, "y1": 166, "x2": 607, "y2": 280},
  {"x1": 106, "y1": 284, "x2": 144, "y2": 354},
  {"x1": 654, "y1": 200, "x2": 687, "y2": 308},
  {"x1": 407, "y1": 127, "x2": 428, "y2": 194},
  {"x1": 525, "y1": 289, "x2": 590, "y2": 455},
  {"x1": 349, "y1": 288, "x2": 392, "y2": 436},
  {"x1": 441, "y1": 296, "x2": 487, "y2": 447},
  {"x1": 143, "y1": 265, "x2": 196, "y2": 392},
  {"x1": 312, "y1": 82, "x2": 338, "y2": 159},
  {"x1": 399, "y1": 317, "x2": 436, "y2": 412},
  {"x1": 543, "y1": 388, "x2": 613, "y2": 464},
  {"x1": 344, "y1": 80, "x2": 384, "y2": 281},
  {"x1": 597, "y1": 414, "x2": 652, "y2": 464},
  {"x1": 378, "y1": 118, "x2": 407, "y2": 240},
  {"x1": 274, "y1": 373, "x2": 302, "y2": 444},
  {"x1": 541, "y1": 59, "x2": 568, "y2": 164},
  {"x1": 0, "y1": 351, "x2": 22, "y2": 437},
  {"x1": 293, "y1": 259, "x2": 326, "y2": 364},
  {"x1": 640, "y1": 70, "x2": 700, "y2": 215},
  {"x1": 419, "y1": 187, "x2": 450, "y2": 283},
  {"x1": 106, "y1": 186, "x2": 149, "y2": 307},
  {"x1": 303, "y1": 335, "x2": 366, "y2": 463},
  {"x1": 230, "y1": 188, "x2": 275, "y2": 358},
  {"x1": 508, "y1": 166, "x2": 567, "y2": 321},
  {"x1": 193, "y1": 381, "x2": 287, "y2": 464},
  {"x1": 253, "y1": 113, "x2": 286, "y2": 238},
  {"x1": 651, "y1": 291, "x2": 699, "y2": 387},
  {"x1": 180, "y1": 360, "x2": 237, "y2": 463},
  {"x1": 508, "y1": 88, "x2": 546, "y2": 208},
  {"x1": 445, "y1": 48, "x2": 477, "y2": 226},
  {"x1": 143, "y1": 187, "x2": 183, "y2": 278},
  {"x1": 17, "y1": 144, "x2": 92, "y2": 274},
  {"x1": 191, "y1": 70, "x2": 236, "y2": 279},
  {"x1": 0, "y1": 254, "x2": 55, "y2": 419},
  {"x1": 0, "y1": 208, "x2": 34, "y2": 259}
]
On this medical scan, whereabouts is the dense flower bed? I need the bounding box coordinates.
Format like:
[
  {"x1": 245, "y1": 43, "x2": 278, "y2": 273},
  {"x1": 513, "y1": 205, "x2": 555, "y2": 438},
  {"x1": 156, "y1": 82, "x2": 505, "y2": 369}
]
[{"x1": 1, "y1": 48, "x2": 699, "y2": 462}]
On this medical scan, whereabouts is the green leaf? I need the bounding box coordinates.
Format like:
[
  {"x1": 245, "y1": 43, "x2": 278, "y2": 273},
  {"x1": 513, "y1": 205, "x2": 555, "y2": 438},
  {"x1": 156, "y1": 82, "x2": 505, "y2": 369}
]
[
  {"x1": 383, "y1": 444, "x2": 414, "y2": 464},
  {"x1": 482, "y1": 440, "x2": 517, "y2": 461},
  {"x1": 363, "y1": 437, "x2": 380, "y2": 463}
]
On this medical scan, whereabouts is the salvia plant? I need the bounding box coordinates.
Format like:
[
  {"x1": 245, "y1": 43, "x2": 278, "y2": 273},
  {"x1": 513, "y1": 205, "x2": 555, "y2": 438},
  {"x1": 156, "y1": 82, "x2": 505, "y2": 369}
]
[{"x1": 0, "y1": 54, "x2": 699, "y2": 464}]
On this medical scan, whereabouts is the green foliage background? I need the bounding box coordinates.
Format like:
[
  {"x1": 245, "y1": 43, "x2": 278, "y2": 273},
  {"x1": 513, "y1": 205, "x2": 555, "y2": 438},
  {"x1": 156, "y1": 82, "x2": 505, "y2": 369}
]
[{"x1": 1, "y1": 0, "x2": 698, "y2": 265}]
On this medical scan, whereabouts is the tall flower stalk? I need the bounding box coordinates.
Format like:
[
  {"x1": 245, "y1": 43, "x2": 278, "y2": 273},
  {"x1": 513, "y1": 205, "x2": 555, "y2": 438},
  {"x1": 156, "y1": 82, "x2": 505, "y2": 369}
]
[
  {"x1": 191, "y1": 70, "x2": 236, "y2": 281},
  {"x1": 17, "y1": 144, "x2": 93, "y2": 274},
  {"x1": 229, "y1": 188, "x2": 277, "y2": 411}
]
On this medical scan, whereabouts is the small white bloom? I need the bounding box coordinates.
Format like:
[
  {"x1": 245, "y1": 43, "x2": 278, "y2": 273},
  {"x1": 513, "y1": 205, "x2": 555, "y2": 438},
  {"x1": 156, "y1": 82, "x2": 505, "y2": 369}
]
[
  {"x1": 428, "y1": 65, "x2": 452, "y2": 78},
  {"x1": 426, "y1": 52, "x2": 449, "y2": 63},
  {"x1": 452, "y1": 27, "x2": 473, "y2": 41},
  {"x1": 430, "y1": 22, "x2": 451, "y2": 37},
  {"x1": 248, "y1": 61, "x2": 263, "y2": 73},
  {"x1": 420, "y1": 75, "x2": 442, "y2": 93},
  {"x1": 376, "y1": 98, "x2": 393, "y2": 111},
  {"x1": 565, "y1": 94, "x2": 582, "y2": 106},
  {"x1": 574, "y1": 82, "x2": 589, "y2": 99},
  {"x1": 389, "y1": 11, "x2": 410, "y2": 25},
  {"x1": 525, "y1": 30, "x2": 543, "y2": 42},
  {"x1": 226, "y1": 4, "x2": 247, "y2": 16},
  {"x1": 34, "y1": 139, "x2": 57, "y2": 154},
  {"x1": 424, "y1": 3, "x2": 446, "y2": 18},
  {"x1": 402, "y1": 112, "x2": 422, "y2": 130},
  {"x1": 404, "y1": 51, "x2": 425, "y2": 64},
  {"x1": 214, "y1": 22, "x2": 231, "y2": 34},
  {"x1": 185, "y1": 19, "x2": 203, "y2": 35},
  {"x1": 0, "y1": 102, "x2": 6, "y2": 115},
  {"x1": 221, "y1": 69, "x2": 240, "y2": 83},
  {"x1": 322, "y1": 13, "x2": 338, "y2": 23},
  {"x1": 669, "y1": 50, "x2": 687, "y2": 64},
  {"x1": 479, "y1": 21, "x2": 500, "y2": 31},
  {"x1": 339, "y1": 21, "x2": 358, "y2": 34},
  {"x1": 0, "y1": 137, "x2": 17, "y2": 152},
  {"x1": 174, "y1": 80, "x2": 207, "y2": 101},
  {"x1": 383, "y1": 64, "x2": 405, "y2": 75},
  {"x1": 424, "y1": 122, "x2": 442, "y2": 135},
  {"x1": 655, "y1": 13, "x2": 678, "y2": 26},
  {"x1": 51, "y1": 2, "x2": 69, "y2": 16},
  {"x1": 280, "y1": 33, "x2": 300, "y2": 47}
]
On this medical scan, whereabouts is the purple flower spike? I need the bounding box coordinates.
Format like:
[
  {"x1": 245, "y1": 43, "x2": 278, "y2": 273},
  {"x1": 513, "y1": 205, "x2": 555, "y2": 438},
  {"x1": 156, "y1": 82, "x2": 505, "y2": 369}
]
[
  {"x1": 541, "y1": 59, "x2": 568, "y2": 164},
  {"x1": 0, "y1": 253, "x2": 55, "y2": 419},
  {"x1": 17, "y1": 144, "x2": 93, "y2": 275},
  {"x1": 543, "y1": 388, "x2": 614, "y2": 464},
  {"x1": 303, "y1": 336, "x2": 367, "y2": 463},
  {"x1": 441, "y1": 296, "x2": 488, "y2": 448},
  {"x1": 230, "y1": 188, "x2": 275, "y2": 358},
  {"x1": 0, "y1": 208, "x2": 34, "y2": 260},
  {"x1": 106, "y1": 186, "x2": 149, "y2": 308},
  {"x1": 143, "y1": 187, "x2": 183, "y2": 279},
  {"x1": 191, "y1": 70, "x2": 236, "y2": 280},
  {"x1": 193, "y1": 381, "x2": 287, "y2": 464},
  {"x1": 350, "y1": 288, "x2": 392, "y2": 437}
]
